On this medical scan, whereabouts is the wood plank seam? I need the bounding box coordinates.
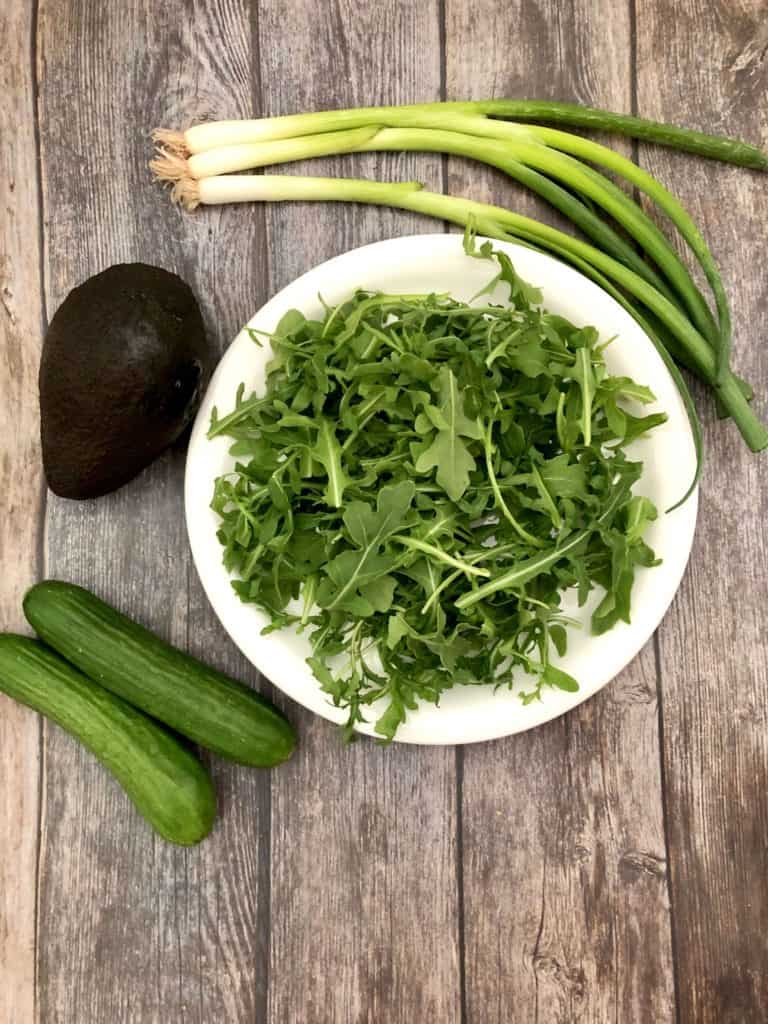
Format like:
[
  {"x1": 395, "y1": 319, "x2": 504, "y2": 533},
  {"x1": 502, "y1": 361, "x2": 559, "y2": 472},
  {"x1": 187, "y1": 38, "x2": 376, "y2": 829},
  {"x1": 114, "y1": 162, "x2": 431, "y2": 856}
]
[
  {"x1": 629, "y1": 1, "x2": 682, "y2": 1016},
  {"x1": 248, "y1": 7, "x2": 273, "y2": 1020}
]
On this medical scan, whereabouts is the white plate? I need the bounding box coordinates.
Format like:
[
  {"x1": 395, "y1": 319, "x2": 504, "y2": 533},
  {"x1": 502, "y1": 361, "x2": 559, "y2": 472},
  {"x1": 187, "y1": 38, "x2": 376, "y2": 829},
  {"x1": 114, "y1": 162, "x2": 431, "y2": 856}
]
[{"x1": 185, "y1": 235, "x2": 697, "y2": 745}]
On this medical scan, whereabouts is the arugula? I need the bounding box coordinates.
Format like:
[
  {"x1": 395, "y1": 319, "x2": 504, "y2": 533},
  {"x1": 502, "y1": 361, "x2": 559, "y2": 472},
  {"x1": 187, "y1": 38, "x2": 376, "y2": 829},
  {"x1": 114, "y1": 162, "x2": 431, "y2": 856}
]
[
  {"x1": 311, "y1": 418, "x2": 349, "y2": 507},
  {"x1": 210, "y1": 239, "x2": 665, "y2": 741},
  {"x1": 413, "y1": 367, "x2": 484, "y2": 501},
  {"x1": 316, "y1": 481, "x2": 415, "y2": 616}
]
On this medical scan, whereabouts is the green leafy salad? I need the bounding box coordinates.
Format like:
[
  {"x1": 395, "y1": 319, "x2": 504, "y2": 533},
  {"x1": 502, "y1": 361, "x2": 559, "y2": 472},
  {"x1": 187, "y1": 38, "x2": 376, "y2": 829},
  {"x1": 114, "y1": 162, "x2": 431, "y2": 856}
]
[{"x1": 209, "y1": 237, "x2": 664, "y2": 741}]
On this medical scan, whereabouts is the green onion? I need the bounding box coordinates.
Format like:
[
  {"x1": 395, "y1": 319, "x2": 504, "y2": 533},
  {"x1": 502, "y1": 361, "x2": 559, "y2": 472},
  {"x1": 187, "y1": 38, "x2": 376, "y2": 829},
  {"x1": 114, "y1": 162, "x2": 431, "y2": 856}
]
[
  {"x1": 151, "y1": 101, "x2": 768, "y2": 481},
  {"x1": 153, "y1": 101, "x2": 766, "y2": 372},
  {"x1": 155, "y1": 115, "x2": 740, "y2": 359},
  {"x1": 157, "y1": 127, "x2": 697, "y2": 314},
  {"x1": 160, "y1": 100, "x2": 768, "y2": 170}
]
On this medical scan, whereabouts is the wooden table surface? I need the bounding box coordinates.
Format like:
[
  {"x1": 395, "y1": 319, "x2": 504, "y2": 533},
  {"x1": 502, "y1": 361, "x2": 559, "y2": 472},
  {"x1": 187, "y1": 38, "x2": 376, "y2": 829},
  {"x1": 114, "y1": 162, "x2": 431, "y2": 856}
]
[{"x1": 2, "y1": 1, "x2": 767, "y2": 1021}]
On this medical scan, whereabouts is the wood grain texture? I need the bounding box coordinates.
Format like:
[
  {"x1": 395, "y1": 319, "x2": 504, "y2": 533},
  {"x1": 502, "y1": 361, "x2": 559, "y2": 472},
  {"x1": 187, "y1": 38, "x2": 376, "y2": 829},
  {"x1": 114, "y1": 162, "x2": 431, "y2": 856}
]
[
  {"x1": 445, "y1": 2, "x2": 676, "y2": 1020},
  {"x1": 35, "y1": 2, "x2": 271, "y2": 1021},
  {"x1": 256, "y1": 3, "x2": 461, "y2": 1022},
  {"x1": 636, "y1": 1, "x2": 768, "y2": 1021},
  {"x1": 2, "y1": 0, "x2": 767, "y2": 1020},
  {"x1": 0, "y1": 3, "x2": 44, "y2": 1023}
]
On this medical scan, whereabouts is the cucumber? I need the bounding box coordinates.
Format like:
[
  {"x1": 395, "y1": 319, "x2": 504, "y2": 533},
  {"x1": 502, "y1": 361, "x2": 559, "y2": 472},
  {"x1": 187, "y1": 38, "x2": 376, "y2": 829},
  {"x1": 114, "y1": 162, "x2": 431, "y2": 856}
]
[
  {"x1": 24, "y1": 581, "x2": 296, "y2": 768},
  {"x1": 0, "y1": 635, "x2": 216, "y2": 846}
]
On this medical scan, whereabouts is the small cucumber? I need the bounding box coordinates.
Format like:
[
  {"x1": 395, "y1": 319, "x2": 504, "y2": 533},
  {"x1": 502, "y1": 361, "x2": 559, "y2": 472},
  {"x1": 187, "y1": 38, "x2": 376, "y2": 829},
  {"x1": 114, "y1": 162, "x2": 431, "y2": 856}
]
[
  {"x1": 24, "y1": 581, "x2": 296, "y2": 768},
  {"x1": 0, "y1": 635, "x2": 216, "y2": 846}
]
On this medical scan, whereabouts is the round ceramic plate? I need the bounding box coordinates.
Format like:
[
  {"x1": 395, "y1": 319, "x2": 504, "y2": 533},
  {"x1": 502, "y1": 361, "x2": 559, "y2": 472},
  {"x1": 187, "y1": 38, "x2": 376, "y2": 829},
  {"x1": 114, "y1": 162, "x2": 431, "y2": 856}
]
[{"x1": 185, "y1": 234, "x2": 698, "y2": 745}]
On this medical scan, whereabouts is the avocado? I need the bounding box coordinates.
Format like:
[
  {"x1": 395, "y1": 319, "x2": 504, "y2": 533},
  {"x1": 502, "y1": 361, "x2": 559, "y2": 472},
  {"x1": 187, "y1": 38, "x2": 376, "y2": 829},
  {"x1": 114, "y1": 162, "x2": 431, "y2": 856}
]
[{"x1": 40, "y1": 263, "x2": 212, "y2": 499}]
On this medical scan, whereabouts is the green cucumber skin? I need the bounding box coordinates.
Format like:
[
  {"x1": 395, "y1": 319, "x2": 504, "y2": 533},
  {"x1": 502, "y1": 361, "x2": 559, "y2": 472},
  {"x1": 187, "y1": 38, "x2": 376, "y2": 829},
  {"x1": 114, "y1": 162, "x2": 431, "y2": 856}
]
[
  {"x1": 0, "y1": 635, "x2": 216, "y2": 846},
  {"x1": 24, "y1": 581, "x2": 296, "y2": 768}
]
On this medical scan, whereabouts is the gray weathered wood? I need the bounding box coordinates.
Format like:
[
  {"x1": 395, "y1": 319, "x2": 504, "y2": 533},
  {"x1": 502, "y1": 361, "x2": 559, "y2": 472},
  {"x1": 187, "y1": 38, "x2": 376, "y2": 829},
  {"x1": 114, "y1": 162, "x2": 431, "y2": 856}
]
[
  {"x1": 256, "y1": 3, "x2": 462, "y2": 1022},
  {"x1": 2, "y1": 0, "x2": 768, "y2": 1020},
  {"x1": 636, "y1": 1, "x2": 768, "y2": 1020},
  {"x1": 0, "y1": 4, "x2": 44, "y2": 1023},
  {"x1": 35, "y1": 2, "x2": 271, "y2": 1021},
  {"x1": 445, "y1": 1, "x2": 677, "y2": 1020}
]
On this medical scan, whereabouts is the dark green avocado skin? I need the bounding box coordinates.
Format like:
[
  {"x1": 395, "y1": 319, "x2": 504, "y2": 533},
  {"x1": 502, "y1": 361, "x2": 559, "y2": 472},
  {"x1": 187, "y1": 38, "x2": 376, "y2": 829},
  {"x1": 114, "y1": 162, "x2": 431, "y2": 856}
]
[{"x1": 40, "y1": 263, "x2": 212, "y2": 499}]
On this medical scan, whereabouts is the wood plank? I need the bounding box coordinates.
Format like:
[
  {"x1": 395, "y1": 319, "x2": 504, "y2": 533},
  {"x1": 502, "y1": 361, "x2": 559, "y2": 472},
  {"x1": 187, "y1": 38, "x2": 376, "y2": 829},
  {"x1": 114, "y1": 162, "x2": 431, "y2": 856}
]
[
  {"x1": 35, "y1": 2, "x2": 272, "y2": 1020},
  {"x1": 255, "y1": 3, "x2": 462, "y2": 1022},
  {"x1": 445, "y1": 2, "x2": 677, "y2": 1020},
  {"x1": 0, "y1": 3, "x2": 44, "y2": 1022},
  {"x1": 636, "y1": 1, "x2": 768, "y2": 1020}
]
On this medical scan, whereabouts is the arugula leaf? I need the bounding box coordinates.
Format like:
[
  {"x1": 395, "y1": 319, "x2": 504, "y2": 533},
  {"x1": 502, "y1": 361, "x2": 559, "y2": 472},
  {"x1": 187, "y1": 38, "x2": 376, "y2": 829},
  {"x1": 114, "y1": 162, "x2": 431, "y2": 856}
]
[
  {"x1": 623, "y1": 495, "x2": 658, "y2": 543},
  {"x1": 538, "y1": 453, "x2": 587, "y2": 499},
  {"x1": 509, "y1": 333, "x2": 551, "y2": 378},
  {"x1": 315, "y1": 481, "x2": 415, "y2": 614},
  {"x1": 530, "y1": 462, "x2": 563, "y2": 529},
  {"x1": 414, "y1": 367, "x2": 483, "y2": 501},
  {"x1": 464, "y1": 229, "x2": 543, "y2": 308},
  {"x1": 312, "y1": 417, "x2": 350, "y2": 507},
  {"x1": 573, "y1": 346, "x2": 596, "y2": 446},
  {"x1": 543, "y1": 665, "x2": 580, "y2": 692}
]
